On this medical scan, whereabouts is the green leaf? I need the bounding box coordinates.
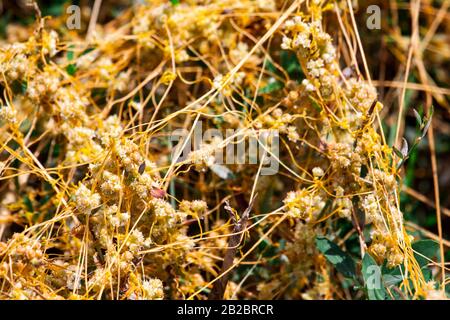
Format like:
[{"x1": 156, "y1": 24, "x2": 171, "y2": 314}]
[
  {"x1": 392, "y1": 146, "x2": 404, "y2": 159},
  {"x1": 259, "y1": 79, "x2": 283, "y2": 94},
  {"x1": 400, "y1": 138, "x2": 409, "y2": 158},
  {"x1": 53, "y1": 143, "x2": 60, "y2": 158},
  {"x1": 308, "y1": 96, "x2": 322, "y2": 112},
  {"x1": 421, "y1": 108, "x2": 433, "y2": 139},
  {"x1": 66, "y1": 64, "x2": 77, "y2": 76},
  {"x1": 280, "y1": 51, "x2": 302, "y2": 78},
  {"x1": 0, "y1": 12, "x2": 11, "y2": 38},
  {"x1": 383, "y1": 273, "x2": 403, "y2": 287},
  {"x1": 41, "y1": 0, "x2": 67, "y2": 17},
  {"x1": 23, "y1": 195, "x2": 33, "y2": 213},
  {"x1": 362, "y1": 253, "x2": 386, "y2": 300},
  {"x1": 382, "y1": 264, "x2": 403, "y2": 287},
  {"x1": 359, "y1": 164, "x2": 368, "y2": 178},
  {"x1": 170, "y1": 0, "x2": 180, "y2": 5},
  {"x1": 413, "y1": 109, "x2": 422, "y2": 127},
  {"x1": 422, "y1": 267, "x2": 433, "y2": 282},
  {"x1": 315, "y1": 236, "x2": 356, "y2": 278},
  {"x1": 67, "y1": 50, "x2": 75, "y2": 61},
  {"x1": 412, "y1": 239, "x2": 439, "y2": 268}
]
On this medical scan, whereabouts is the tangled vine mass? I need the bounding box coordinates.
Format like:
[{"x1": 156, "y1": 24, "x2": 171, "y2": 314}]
[{"x1": 0, "y1": 0, "x2": 447, "y2": 300}]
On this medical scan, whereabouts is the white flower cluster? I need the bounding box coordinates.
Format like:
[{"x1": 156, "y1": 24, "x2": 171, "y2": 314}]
[
  {"x1": 256, "y1": 0, "x2": 276, "y2": 11},
  {"x1": 312, "y1": 167, "x2": 324, "y2": 178},
  {"x1": 7, "y1": 234, "x2": 44, "y2": 267},
  {"x1": 150, "y1": 198, "x2": 187, "y2": 229},
  {"x1": 127, "y1": 229, "x2": 151, "y2": 253},
  {"x1": 371, "y1": 169, "x2": 397, "y2": 191},
  {"x1": 147, "y1": 198, "x2": 191, "y2": 242},
  {"x1": 0, "y1": 105, "x2": 17, "y2": 124},
  {"x1": 100, "y1": 171, "x2": 122, "y2": 196},
  {"x1": 114, "y1": 138, "x2": 145, "y2": 173},
  {"x1": 284, "y1": 188, "x2": 326, "y2": 222},
  {"x1": 114, "y1": 72, "x2": 131, "y2": 92},
  {"x1": 187, "y1": 137, "x2": 222, "y2": 168},
  {"x1": 334, "y1": 186, "x2": 352, "y2": 219},
  {"x1": 64, "y1": 125, "x2": 103, "y2": 163},
  {"x1": 26, "y1": 71, "x2": 60, "y2": 102},
  {"x1": 98, "y1": 115, "x2": 123, "y2": 146},
  {"x1": 370, "y1": 230, "x2": 404, "y2": 268},
  {"x1": 0, "y1": 44, "x2": 28, "y2": 81},
  {"x1": 97, "y1": 57, "x2": 115, "y2": 80},
  {"x1": 254, "y1": 108, "x2": 295, "y2": 133},
  {"x1": 361, "y1": 193, "x2": 382, "y2": 224},
  {"x1": 102, "y1": 204, "x2": 130, "y2": 228},
  {"x1": 53, "y1": 87, "x2": 89, "y2": 122},
  {"x1": 281, "y1": 16, "x2": 337, "y2": 97},
  {"x1": 175, "y1": 49, "x2": 190, "y2": 63},
  {"x1": 66, "y1": 126, "x2": 96, "y2": 146},
  {"x1": 301, "y1": 79, "x2": 315, "y2": 92},
  {"x1": 73, "y1": 183, "x2": 101, "y2": 214},
  {"x1": 306, "y1": 58, "x2": 326, "y2": 78},
  {"x1": 42, "y1": 30, "x2": 59, "y2": 57},
  {"x1": 328, "y1": 142, "x2": 352, "y2": 169},
  {"x1": 345, "y1": 78, "x2": 377, "y2": 113},
  {"x1": 281, "y1": 17, "x2": 314, "y2": 50},
  {"x1": 287, "y1": 125, "x2": 300, "y2": 142},
  {"x1": 140, "y1": 278, "x2": 164, "y2": 300},
  {"x1": 130, "y1": 172, "x2": 159, "y2": 200},
  {"x1": 230, "y1": 42, "x2": 249, "y2": 63},
  {"x1": 179, "y1": 200, "x2": 208, "y2": 215}
]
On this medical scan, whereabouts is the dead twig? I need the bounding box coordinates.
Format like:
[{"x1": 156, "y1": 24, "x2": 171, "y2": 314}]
[{"x1": 208, "y1": 195, "x2": 256, "y2": 300}]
